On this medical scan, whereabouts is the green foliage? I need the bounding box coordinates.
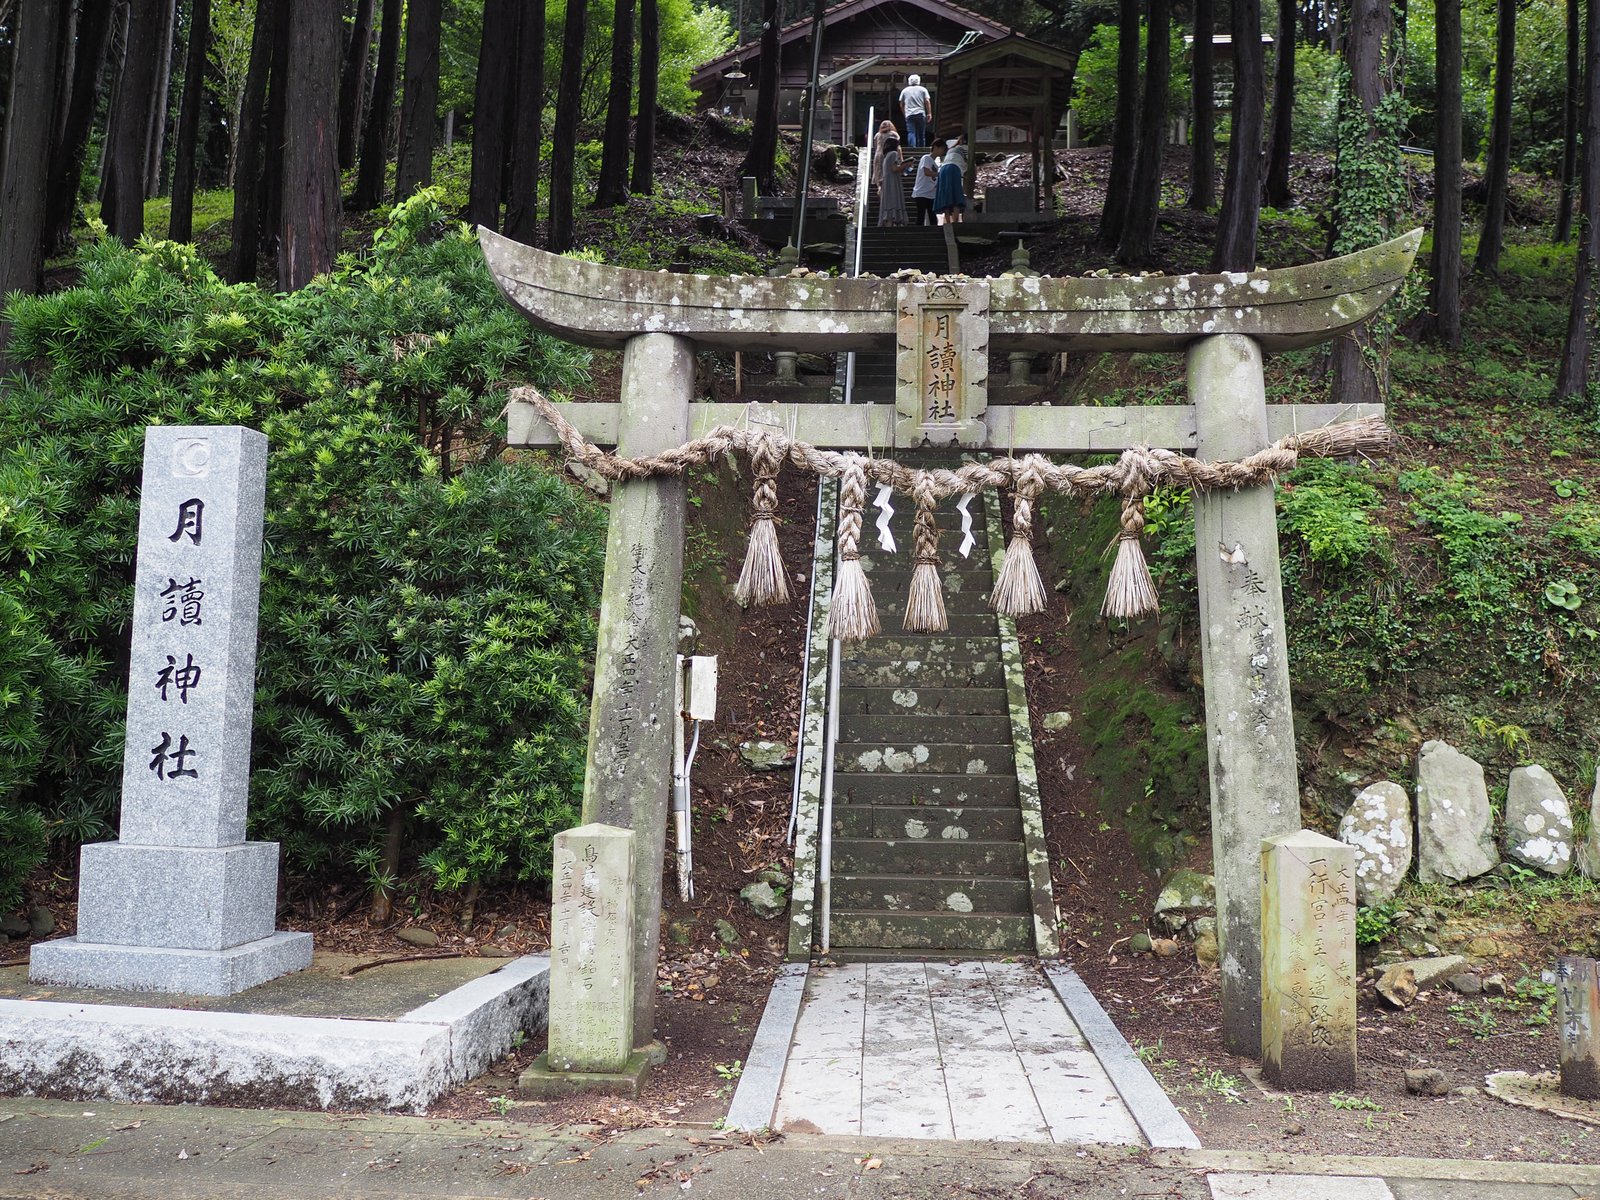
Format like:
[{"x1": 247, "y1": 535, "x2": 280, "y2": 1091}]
[
  {"x1": 1553, "y1": 502, "x2": 1600, "y2": 559},
  {"x1": 1277, "y1": 460, "x2": 1389, "y2": 570},
  {"x1": 1, "y1": 190, "x2": 604, "y2": 895},
  {"x1": 1354, "y1": 899, "x2": 1401, "y2": 945},
  {"x1": 1289, "y1": 45, "x2": 1344, "y2": 154},
  {"x1": 1331, "y1": 71, "x2": 1411, "y2": 258},
  {"x1": 1397, "y1": 466, "x2": 1528, "y2": 628},
  {"x1": 1070, "y1": 21, "x2": 1191, "y2": 145}
]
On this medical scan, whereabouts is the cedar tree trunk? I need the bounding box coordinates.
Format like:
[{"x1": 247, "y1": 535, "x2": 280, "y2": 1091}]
[
  {"x1": 1264, "y1": 0, "x2": 1296, "y2": 208},
  {"x1": 353, "y1": 0, "x2": 401, "y2": 209},
  {"x1": 0, "y1": 0, "x2": 64, "y2": 330},
  {"x1": 278, "y1": 0, "x2": 341, "y2": 291},
  {"x1": 1475, "y1": 0, "x2": 1516, "y2": 276},
  {"x1": 102, "y1": 0, "x2": 166, "y2": 242},
  {"x1": 337, "y1": 0, "x2": 376, "y2": 171},
  {"x1": 396, "y1": 0, "x2": 442, "y2": 199},
  {"x1": 1098, "y1": 0, "x2": 1142, "y2": 247},
  {"x1": 169, "y1": 0, "x2": 211, "y2": 242},
  {"x1": 1212, "y1": 0, "x2": 1265, "y2": 269},
  {"x1": 227, "y1": 0, "x2": 278, "y2": 281},
  {"x1": 1556, "y1": 0, "x2": 1600, "y2": 396},
  {"x1": 46, "y1": 0, "x2": 114, "y2": 255},
  {"x1": 144, "y1": 0, "x2": 177, "y2": 195},
  {"x1": 1119, "y1": 0, "x2": 1170, "y2": 264},
  {"x1": 631, "y1": 0, "x2": 659, "y2": 195},
  {"x1": 468, "y1": 0, "x2": 519, "y2": 229},
  {"x1": 548, "y1": 0, "x2": 589, "y2": 251},
  {"x1": 737, "y1": 0, "x2": 780, "y2": 192},
  {"x1": 503, "y1": 0, "x2": 546, "y2": 244},
  {"x1": 1558, "y1": 0, "x2": 1580, "y2": 243},
  {"x1": 1427, "y1": 0, "x2": 1463, "y2": 347},
  {"x1": 593, "y1": 0, "x2": 635, "y2": 207},
  {"x1": 1187, "y1": 0, "x2": 1214, "y2": 210}
]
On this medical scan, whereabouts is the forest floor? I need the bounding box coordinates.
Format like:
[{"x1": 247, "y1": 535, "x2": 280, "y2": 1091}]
[{"x1": 15, "y1": 116, "x2": 1600, "y2": 1160}]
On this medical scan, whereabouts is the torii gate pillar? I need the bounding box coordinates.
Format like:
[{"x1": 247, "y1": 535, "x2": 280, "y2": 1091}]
[
  {"x1": 1188, "y1": 334, "x2": 1301, "y2": 1056},
  {"x1": 579, "y1": 332, "x2": 694, "y2": 1051}
]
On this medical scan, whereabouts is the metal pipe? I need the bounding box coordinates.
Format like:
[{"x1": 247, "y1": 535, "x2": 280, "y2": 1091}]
[
  {"x1": 819, "y1": 635, "x2": 841, "y2": 954},
  {"x1": 788, "y1": 478, "x2": 825, "y2": 845}
]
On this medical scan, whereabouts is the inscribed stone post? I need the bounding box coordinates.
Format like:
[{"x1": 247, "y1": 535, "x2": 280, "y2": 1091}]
[
  {"x1": 1556, "y1": 957, "x2": 1600, "y2": 1099},
  {"x1": 894, "y1": 279, "x2": 989, "y2": 446},
  {"x1": 1187, "y1": 334, "x2": 1304, "y2": 1056},
  {"x1": 547, "y1": 824, "x2": 636, "y2": 1073},
  {"x1": 580, "y1": 332, "x2": 695, "y2": 1050},
  {"x1": 1261, "y1": 830, "x2": 1357, "y2": 1089},
  {"x1": 30, "y1": 426, "x2": 311, "y2": 995}
]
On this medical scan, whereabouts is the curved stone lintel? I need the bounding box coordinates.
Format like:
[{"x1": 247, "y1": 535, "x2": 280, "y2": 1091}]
[{"x1": 479, "y1": 226, "x2": 1422, "y2": 353}]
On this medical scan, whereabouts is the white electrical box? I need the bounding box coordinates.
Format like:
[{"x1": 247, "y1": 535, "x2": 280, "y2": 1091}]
[{"x1": 685, "y1": 655, "x2": 718, "y2": 722}]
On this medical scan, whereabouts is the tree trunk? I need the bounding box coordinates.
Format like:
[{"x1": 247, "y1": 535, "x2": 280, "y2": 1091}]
[
  {"x1": 1557, "y1": 0, "x2": 1580, "y2": 243},
  {"x1": 0, "y1": 0, "x2": 64, "y2": 339},
  {"x1": 631, "y1": 0, "x2": 658, "y2": 195},
  {"x1": 101, "y1": 0, "x2": 165, "y2": 242},
  {"x1": 1330, "y1": 0, "x2": 1391, "y2": 405},
  {"x1": 336, "y1": 0, "x2": 376, "y2": 172},
  {"x1": 261, "y1": 0, "x2": 291, "y2": 255},
  {"x1": 1098, "y1": 0, "x2": 1142, "y2": 247},
  {"x1": 169, "y1": 0, "x2": 210, "y2": 242},
  {"x1": 1187, "y1": 0, "x2": 1214, "y2": 210},
  {"x1": 227, "y1": 0, "x2": 278, "y2": 281},
  {"x1": 1556, "y1": 0, "x2": 1600, "y2": 397},
  {"x1": 1264, "y1": 0, "x2": 1296, "y2": 207},
  {"x1": 145, "y1": 0, "x2": 178, "y2": 195},
  {"x1": 1426, "y1": 0, "x2": 1463, "y2": 347},
  {"x1": 593, "y1": 0, "x2": 635, "y2": 207},
  {"x1": 353, "y1": 0, "x2": 401, "y2": 210},
  {"x1": 1474, "y1": 0, "x2": 1515, "y2": 276},
  {"x1": 503, "y1": 0, "x2": 546, "y2": 244},
  {"x1": 736, "y1": 0, "x2": 780, "y2": 191},
  {"x1": 1119, "y1": 0, "x2": 1170, "y2": 264},
  {"x1": 1212, "y1": 0, "x2": 1264, "y2": 269},
  {"x1": 467, "y1": 0, "x2": 518, "y2": 229},
  {"x1": 548, "y1": 0, "x2": 589, "y2": 251},
  {"x1": 278, "y1": 0, "x2": 341, "y2": 291},
  {"x1": 395, "y1": 0, "x2": 442, "y2": 199},
  {"x1": 45, "y1": 0, "x2": 115, "y2": 255}
]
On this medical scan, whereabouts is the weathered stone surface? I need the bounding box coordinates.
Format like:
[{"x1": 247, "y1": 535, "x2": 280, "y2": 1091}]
[
  {"x1": 1505, "y1": 764, "x2": 1574, "y2": 875},
  {"x1": 713, "y1": 918, "x2": 740, "y2": 944},
  {"x1": 1557, "y1": 957, "x2": 1600, "y2": 1099},
  {"x1": 1152, "y1": 868, "x2": 1216, "y2": 932},
  {"x1": 1484, "y1": 972, "x2": 1508, "y2": 997},
  {"x1": 1581, "y1": 767, "x2": 1600, "y2": 880},
  {"x1": 1041, "y1": 711, "x2": 1072, "y2": 731},
  {"x1": 1129, "y1": 932, "x2": 1153, "y2": 953},
  {"x1": 738, "y1": 739, "x2": 795, "y2": 771},
  {"x1": 1465, "y1": 935, "x2": 1503, "y2": 958},
  {"x1": 667, "y1": 919, "x2": 694, "y2": 946},
  {"x1": 1376, "y1": 966, "x2": 1419, "y2": 1008},
  {"x1": 396, "y1": 928, "x2": 439, "y2": 948},
  {"x1": 1415, "y1": 741, "x2": 1498, "y2": 884},
  {"x1": 74, "y1": 842, "x2": 279, "y2": 951},
  {"x1": 26, "y1": 906, "x2": 54, "y2": 936},
  {"x1": 547, "y1": 824, "x2": 635, "y2": 1075},
  {"x1": 740, "y1": 881, "x2": 785, "y2": 919},
  {"x1": 1448, "y1": 973, "x2": 1484, "y2": 996},
  {"x1": 1405, "y1": 1067, "x2": 1449, "y2": 1096},
  {"x1": 1261, "y1": 830, "x2": 1357, "y2": 1089},
  {"x1": 1151, "y1": 937, "x2": 1182, "y2": 958},
  {"x1": 1336, "y1": 781, "x2": 1413, "y2": 905},
  {"x1": 1195, "y1": 931, "x2": 1220, "y2": 966},
  {"x1": 28, "y1": 931, "x2": 314, "y2": 996},
  {"x1": 0, "y1": 915, "x2": 29, "y2": 937},
  {"x1": 1389, "y1": 954, "x2": 1466, "y2": 990}
]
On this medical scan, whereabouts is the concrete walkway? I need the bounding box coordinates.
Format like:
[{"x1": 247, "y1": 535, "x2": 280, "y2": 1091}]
[
  {"x1": 3, "y1": 1097, "x2": 1598, "y2": 1199},
  {"x1": 775, "y1": 960, "x2": 1142, "y2": 1143}
]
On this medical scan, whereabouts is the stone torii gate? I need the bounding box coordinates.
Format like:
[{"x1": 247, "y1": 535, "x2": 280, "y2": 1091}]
[{"x1": 479, "y1": 226, "x2": 1421, "y2": 1059}]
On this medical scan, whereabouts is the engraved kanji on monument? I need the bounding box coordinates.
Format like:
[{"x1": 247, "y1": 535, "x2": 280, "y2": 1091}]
[
  {"x1": 1556, "y1": 956, "x2": 1600, "y2": 1099},
  {"x1": 1260, "y1": 830, "x2": 1357, "y2": 1089},
  {"x1": 545, "y1": 823, "x2": 637, "y2": 1073},
  {"x1": 30, "y1": 426, "x2": 312, "y2": 996},
  {"x1": 895, "y1": 279, "x2": 989, "y2": 446}
]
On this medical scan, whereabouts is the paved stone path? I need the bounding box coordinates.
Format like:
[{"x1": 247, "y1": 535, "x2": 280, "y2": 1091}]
[{"x1": 773, "y1": 959, "x2": 1144, "y2": 1143}]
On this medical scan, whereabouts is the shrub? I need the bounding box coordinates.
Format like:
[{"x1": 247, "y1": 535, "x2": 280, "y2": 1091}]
[{"x1": 1, "y1": 191, "x2": 604, "y2": 898}]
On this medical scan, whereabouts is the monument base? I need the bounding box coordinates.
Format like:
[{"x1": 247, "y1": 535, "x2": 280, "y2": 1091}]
[
  {"x1": 517, "y1": 1049, "x2": 653, "y2": 1100},
  {"x1": 30, "y1": 930, "x2": 313, "y2": 996},
  {"x1": 76, "y1": 840, "x2": 282, "y2": 950}
]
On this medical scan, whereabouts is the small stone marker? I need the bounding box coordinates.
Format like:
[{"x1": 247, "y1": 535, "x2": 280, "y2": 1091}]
[
  {"x1": 31, "y1": 427, "x2": 311, "y2": 995},
  {"x1": 1558, "y1": 957, "x2": 1600, "y2": 1099},
  {"x1": 1415, "y1": 740, "x2": 1498, "y2": 884},
  {"x1": 1505, "y1": 765, "x2": 1574, "y2": 875},
  {"x1": 1261, "y1": 830, "x2": 1356, "y2": 1089},
  {"x1": 1336, "y1": 781, "x2": 1412, "y2": 905},
  {"x1": 547, "y1": 824, "x2": 636, "y2": 1072}
]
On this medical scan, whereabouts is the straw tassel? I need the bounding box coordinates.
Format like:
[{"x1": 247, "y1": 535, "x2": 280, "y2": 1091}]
[
  {"x1": 828, "y1": 456, "x2": 880, "y2": 641},
  {"x1": 903, "y1": 472, "x2": 947, "y2": 632},
  {"x1": 992, "y1": 455, "x2": 1050, "y2": 617},
  {"x1": 1101, "y1": 494, "x2": 1160, "y2": 619},
  {"x1": 734, "y1": 434, "x2": 790, "y2": 607}
]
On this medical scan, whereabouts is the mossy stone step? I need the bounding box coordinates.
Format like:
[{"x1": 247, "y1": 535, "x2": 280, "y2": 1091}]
[
  {"x1": 836, "y1": 687, "x2": 1010, "y2": 716},
  {"x1": 843, "y1": 636, "x2": 1000, "y2": 664},
  {"x1": 867, "y1": 610, "x2": 999, "y2": 636},
  {"x1": 834, "y1": 772, "x2": 1019, "y2": 807},
  {"x1": 834, "y1": 741, "x2": 1015, "y2": 776},
  {"x1": 832, "y1": 803, "x2": 1023, "y2": 841},
  {"x1": 827, "y1": 911, "x2": 1034, "y2": 953},
  {"x1": 830, "y1": 873, "x2": 1030, "y2": 913},
  {"x1": 874, "y1": 591, "x2": 998, "y2": 616},
  {"x1": 837, "y1": 713, "x2": 1011, "y2": 743},
  {"x1": 842, "y1": 660, "x2": 1003, "y2": 687},
  {"x1": 832, "y1": 836, "x2": 1026, "y2": 876}
]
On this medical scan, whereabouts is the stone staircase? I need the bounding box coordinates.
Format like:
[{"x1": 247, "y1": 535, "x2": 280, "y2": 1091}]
[{"x1": 826, "y1": 491, "x2": 1038, "y2": 956}]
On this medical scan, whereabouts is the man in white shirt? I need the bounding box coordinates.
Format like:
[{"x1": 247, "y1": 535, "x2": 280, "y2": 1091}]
[
  {"x1": 899, "y1": 74, "x2": 931, "y2": 148},
  {"x1": 912, "y1": 138, "x2": 944, "y2": 225}
]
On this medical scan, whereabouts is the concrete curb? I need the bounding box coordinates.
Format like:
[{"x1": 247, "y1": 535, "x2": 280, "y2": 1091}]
[
  {"x1": 1044, "y1": 960, "x2": 1203, "y2": 1149},
  {"x1": 0, "y1": 953, "x2": 550, "y2": 1113},
  {"x1": 723, "y1": 961, "x2": 808, "y2": 1131}
]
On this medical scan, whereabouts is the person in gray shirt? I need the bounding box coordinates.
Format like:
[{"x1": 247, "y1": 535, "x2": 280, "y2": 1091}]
[{"x1": 899, "y1": 74, "x2": 931, "y2": 148}]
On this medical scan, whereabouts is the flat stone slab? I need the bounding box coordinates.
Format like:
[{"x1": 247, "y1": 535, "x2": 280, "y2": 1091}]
[
  {"x1": 518, "y1": 1048, "x2": 652, "y2": 1100},
  {"x1": 29, "y1": 929, "x2": 311, "y2": 996},
  {"x1": 772, "y1": 960, "x2": 1162, "y2": 1145},
  {"x1": 0, "y1": 952, "x2": 549, "y2": 1112}
]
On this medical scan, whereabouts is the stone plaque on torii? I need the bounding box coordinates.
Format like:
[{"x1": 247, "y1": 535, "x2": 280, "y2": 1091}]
[{"x1": 479, "y1": 226, "x2": 1421, "y2": 1059}]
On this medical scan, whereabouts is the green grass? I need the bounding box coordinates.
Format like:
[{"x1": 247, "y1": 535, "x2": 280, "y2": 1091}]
[{"x1": 142, "y1": 188, "x2": 235, "y2": 239}]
